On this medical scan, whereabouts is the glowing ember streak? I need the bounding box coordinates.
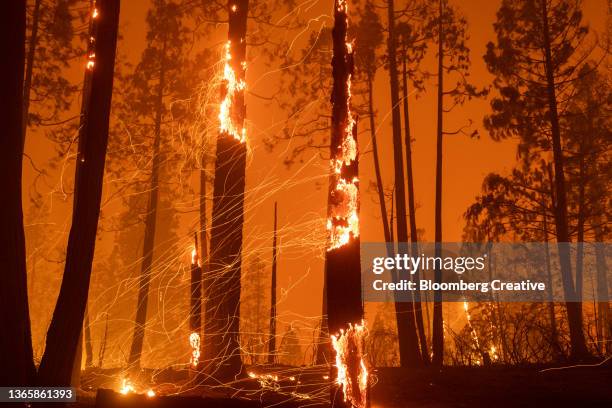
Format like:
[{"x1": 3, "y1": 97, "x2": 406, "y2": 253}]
[
  {"x1": 330, "y1": 322, "x2": 368, "y2": 408},
  {"x1": 218, "y1": 41, "x2": 247, "y2": 143},
  {"x1": 189, "y1": 332, "x2": 201, "y2": 367},
  {"x1": 119, "y1": 378, "x2": 134, "y2": 395}
]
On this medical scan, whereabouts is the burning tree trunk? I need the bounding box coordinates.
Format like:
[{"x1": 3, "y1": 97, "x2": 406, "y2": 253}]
[
  {"x1": 385, "y1": 0, "x2": 422, "y2": 369},
  {"x1": 38, "y1": 0, "x2": 120, "y2": 385},
  {"x1": 84, "y1": 305, "x2": 94, "y2": 368},
  {"x1": 268, "y1": 202, "x2": 278, "y2": 364},
  {"x1": 326, "y1": 2, "x2": 367, "y2": 407},
  {"x1": 128, "y1": 30, "x2": 167, "y2": 370},
  {"x1": 204, "y1": 0, "x2": 249, "y2": 380},
  {"x1": 0, "y1": 0, "x2": 36, "y2": 387}
]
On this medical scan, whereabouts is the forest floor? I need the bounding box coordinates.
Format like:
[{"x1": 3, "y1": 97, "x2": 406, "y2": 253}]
[{"x1": 75, "y1": 362, "x2": 612, "y2": 407}]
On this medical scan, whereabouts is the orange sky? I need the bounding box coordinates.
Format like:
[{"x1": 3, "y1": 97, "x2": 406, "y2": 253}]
[{"x1": 22, "y1": 0, "x2": 608, "y2": 365}]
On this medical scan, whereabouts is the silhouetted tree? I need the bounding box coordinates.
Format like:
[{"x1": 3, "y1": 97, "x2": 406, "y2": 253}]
[
  {"x1": 38, "y1": 0, "x2": 120, "y2": 385},
  {"x1": 484, "y1": 0, "x2": 595, "y2": 360},
  {"x1": 0, "y1": 0, "x2": 36, "y2": 387},
  {"x1": 430, "y1": 0, "x2": 485, "y2": 366},
  {"x1": 385, "y1": 0, "x2": 422, "y2": 368}
]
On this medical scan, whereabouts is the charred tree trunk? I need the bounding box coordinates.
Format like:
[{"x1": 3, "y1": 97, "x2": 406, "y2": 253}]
[
  {"x1": 268, "y1": 202, "x2": 278, "y2": 364},
  {"x1": 326, "y1": 3, "x2": 367, "y2": 407},
  {"x1": 22, "y1": 0, "x2": 42, "y2": 143},
  {"x1": 38, "y1": 0, "x2": 120, "y2": 385},
  {"x1": 0, "y1": 0, "x2": 36, "y2": 386},
  {"x1": 540, "y1": 0, "x2": 588, "y2": 361},
  {"x1": 385, "y1": 0, "x2": 422, "y2": 369},
  {"x1": 432, "y1": 0, "x2": 445, "y2": 367},
  {"x1": 401, "y1": 44, "x2": 429, "y2": 364},
  {"x1": 128, "y1": 34, "x2": 167, "y2": 369},
  {"x1": 204, "y1": 0, "x2": 249, "y2": 380}
]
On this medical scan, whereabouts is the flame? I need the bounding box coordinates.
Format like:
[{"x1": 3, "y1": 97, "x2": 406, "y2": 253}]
[
  {"x1": 146, "y1": 389, "x2": 156, "y2": 398},
  {"x1": 189, "y1": 332, "x2": 201, "y2": 367},
  {"x1": 119, "y1": 378, "x2": 134, "y2": 395},
  {"x1": 191, "y1": 248, "x2": 197, "y2": 265},
  {"x1": 218, "y1": 41, "x2": 247, "y2": 143},
  {"x1": 330, "y1": 322, "x2": 368, "y2": 408},
  {"x1": 327, "y1": 2, "x2": 359, "y2": 251},
  {"x1": 92, "y1": 8, "x2": 98, "y2": 19}
]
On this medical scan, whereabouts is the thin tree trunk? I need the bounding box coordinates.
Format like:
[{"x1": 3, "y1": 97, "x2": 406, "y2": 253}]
[
  {"x1": 22, "y1": 0, "x2": 42, "y2": 144},
  {"x1": 84, "y1": 305, "x2": 94, "y2": 368},
  {"x1": 575, "y1": 142, "x2": 586, "y2": 302},
  {"x1": 540, "y1": 0, "x2": 588, "y2": 360},
  {"x1": 385, "y1": 0, "x2": 422, "y2": 369},
  {"x1": 199, "y1": 152, "x2": 211, "y2": 374},
  {"x1": 367, "y1": 75, "x2": 391, "y2": 244},
  {"x1": 38, "y1": 0, "x2": 120, "y2": 385},
  {"x1": 543, "y1": 213, "x2": 561, "y2": 359},
  {"x1": 401, "y1": 44, "x2": 429, "y2": 364},
  {"x1": 268, "y1": 202, "x2": 278, "y2": 364},
  {"x1": 128, "y1": 33, "x2": 167, "y2": 369},
  {"x1": 204, "y1": 0, "x2": 249, "y2": 380},
  {"x1": 594, "y1": 225, "x2": 611, "y2": 355},
  {"x1": 0, "y1": 0, "x2": 36, "y2": 386},
  {"x1": 432, "y1": 0, "x2": 445, "y2": 367}
]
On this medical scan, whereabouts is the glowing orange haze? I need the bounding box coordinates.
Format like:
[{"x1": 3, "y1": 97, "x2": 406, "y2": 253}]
[{"x1": 22, "y1": 0, "x2": 607, "y2": 365}]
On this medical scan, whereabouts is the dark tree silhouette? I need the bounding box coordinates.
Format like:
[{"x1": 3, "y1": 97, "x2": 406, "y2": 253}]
[
  {"x1": 268, "y1": 202, "x2": 278, "y2": 364},
  {"x1": 385, "y1": 0, "x2": 422, "y2": 369},
  {"x1": 484, "y1": 0, "x2": 594, "y2": 360},
  {"x1": 0, "y1": 0, "x2": 36, "y2": 387},
  {"x1": 430, "y1": 0, "x2": 485, "y2": 366},
  {"x1": 204, "y1": 0, "x2": 249, "y2": 380},
  {"x1": 38, "y1": 0, "x2": 120, "y2": 385}
]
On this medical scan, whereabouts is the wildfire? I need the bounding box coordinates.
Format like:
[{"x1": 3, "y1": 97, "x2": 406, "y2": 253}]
[
  {"x1": 327, "y1": 41, "x2": 359, "y2": 249},
  {"x1": 191, "y1": 247, "x2": 198, "y2": 266},
  {"x1": 330, "y1": 322, "x2": 368, "y2": 408},
  {"x1": 189, "y1": 332, "x2": 201, "y2": 367},
  {"x1": 119, "y1": 378, "x2": 134, "y2": 395},
  {"x1": 86, "y1": 4, "x2": 97, "y2": 70},
  {"x1": 219, "y1": 41, "x2": 247, "y2": 143}
]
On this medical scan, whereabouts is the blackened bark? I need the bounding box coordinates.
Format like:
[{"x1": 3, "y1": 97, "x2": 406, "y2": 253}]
[
  {"x1": 326, "y1": 3, "x2": 364, "y2": 406},
  {"x1": 540, "y1": 0, "x2": 588, "y2": 360},
  {"x1": 191, "y1": 234, "x2": 202, "y2": 338},
  {"x1": 432, "y1": 0, "x2": 445, "y2": 367},
  {"x1": 268, "y1": 202, "x2": 278, "y2": 364},
  {"x1": 0, "y1": 0, "x2": 36, "y2": 386},
  {"x1": 386, "y1": 0, "x2": 422, "y2": 369},
  {"x1": 204, "y1": 0, "x2": 249, "y2": 380},
  {"x1": 128, "y1": 35, "x2": 167, "y2": 369},
  {"x1": 37, "y1": 0, "x2": 120, "y2": 385}
]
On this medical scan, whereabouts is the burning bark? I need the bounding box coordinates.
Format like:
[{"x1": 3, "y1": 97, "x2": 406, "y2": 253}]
[
  {"x1": 204, "y1": 0, "x2": 249, "y2": 381},
  {"x1": 325, "y1": 1, "x2": 368, "y2": 407}
]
